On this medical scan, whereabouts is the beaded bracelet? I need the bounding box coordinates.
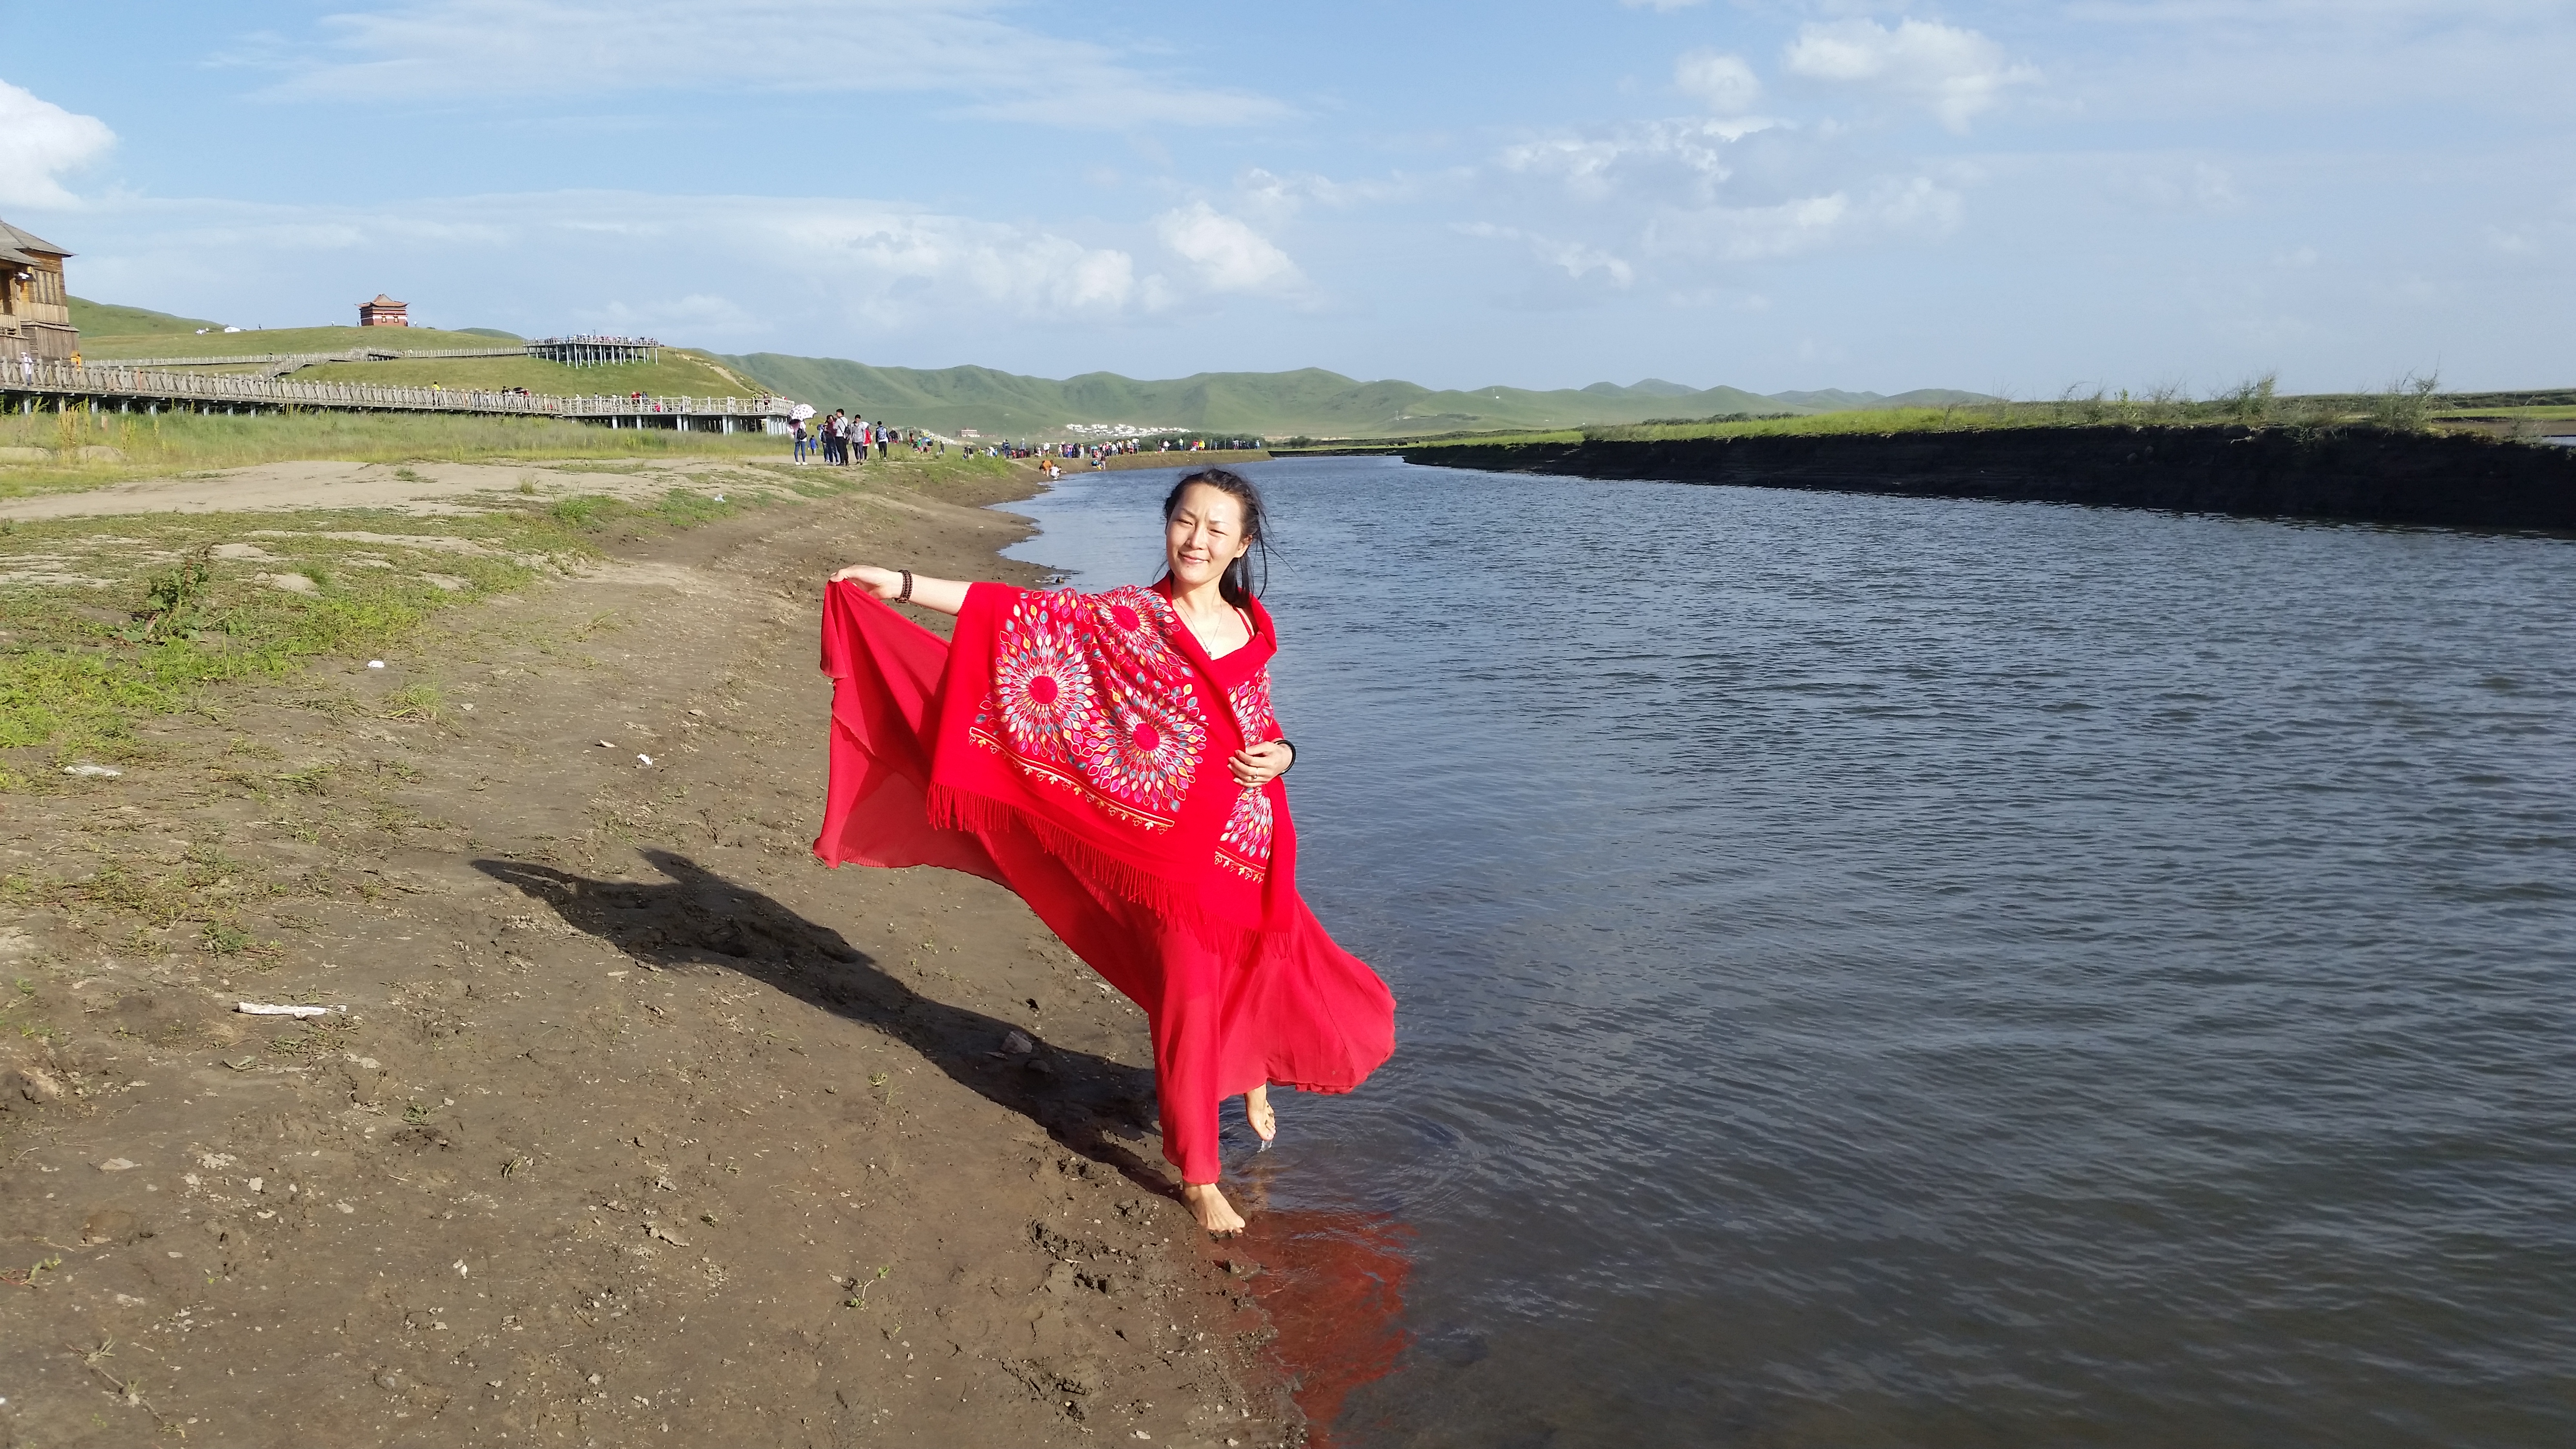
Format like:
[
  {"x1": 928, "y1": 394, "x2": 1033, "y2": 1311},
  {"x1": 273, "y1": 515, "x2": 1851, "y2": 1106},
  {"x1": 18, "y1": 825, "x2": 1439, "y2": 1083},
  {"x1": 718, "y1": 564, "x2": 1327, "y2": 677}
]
[{"x1": 899, "y1": 569, "x2": 914, "y2": 602}]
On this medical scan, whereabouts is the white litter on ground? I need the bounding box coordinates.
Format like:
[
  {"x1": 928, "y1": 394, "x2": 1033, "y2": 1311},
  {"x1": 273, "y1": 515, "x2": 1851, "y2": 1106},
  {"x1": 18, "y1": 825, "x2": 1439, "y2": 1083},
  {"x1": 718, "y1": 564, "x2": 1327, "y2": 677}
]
[
  {"x1": 62, "y1": 764, "x2": 122, "y2": 778},
  {"x1": 367, "y1": 660, "x2": 386, "y2": 669},
  {"x1": 236, "y1": 1002, "x2": 335, "y2": 1018}
]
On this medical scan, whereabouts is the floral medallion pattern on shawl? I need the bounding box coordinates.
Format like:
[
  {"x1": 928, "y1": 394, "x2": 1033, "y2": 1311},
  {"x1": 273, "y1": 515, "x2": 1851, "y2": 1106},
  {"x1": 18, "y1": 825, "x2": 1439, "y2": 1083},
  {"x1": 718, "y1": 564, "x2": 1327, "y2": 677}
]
[
  {"x1": 1216, "y1": 668, "x2": 1281, "y2": 881},
  {"x1": 969, "y1": 585, "x2": 1206, "y2": 832}
]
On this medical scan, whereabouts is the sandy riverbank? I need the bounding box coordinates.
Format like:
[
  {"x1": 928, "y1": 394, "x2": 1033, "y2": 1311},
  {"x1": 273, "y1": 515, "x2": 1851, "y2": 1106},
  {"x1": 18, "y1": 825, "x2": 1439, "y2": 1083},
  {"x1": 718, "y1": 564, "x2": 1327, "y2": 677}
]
[{"x1": 0, "y1": 460, "x2": 1302, "y2": 1447}]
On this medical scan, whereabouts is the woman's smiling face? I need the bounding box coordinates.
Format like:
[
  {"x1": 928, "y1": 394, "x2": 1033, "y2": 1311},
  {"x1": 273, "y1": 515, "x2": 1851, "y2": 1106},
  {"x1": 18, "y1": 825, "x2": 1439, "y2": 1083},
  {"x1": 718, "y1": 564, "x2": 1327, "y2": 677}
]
[{"x1": 1165, "y1": 482, "x2": 1252, "y2": 592}]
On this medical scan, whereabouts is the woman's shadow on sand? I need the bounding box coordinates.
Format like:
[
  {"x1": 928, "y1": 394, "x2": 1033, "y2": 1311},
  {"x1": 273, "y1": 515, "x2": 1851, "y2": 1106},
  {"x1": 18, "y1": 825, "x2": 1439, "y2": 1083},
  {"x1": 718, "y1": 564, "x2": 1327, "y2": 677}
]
[{"x1": 473, "y1": 848, "x2": 1170, "y2": 1190}]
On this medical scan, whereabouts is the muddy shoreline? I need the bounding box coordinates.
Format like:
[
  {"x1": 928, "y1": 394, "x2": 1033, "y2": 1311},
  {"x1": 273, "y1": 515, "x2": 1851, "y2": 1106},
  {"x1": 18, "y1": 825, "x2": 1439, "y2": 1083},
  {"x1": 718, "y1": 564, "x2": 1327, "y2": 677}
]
[
  {"x1": 1398, "y1": 426, "x2": 2576, "y2": 531},
  {"x1": 0, "y1": 462, "x2": 1302, "y2": 1447}
]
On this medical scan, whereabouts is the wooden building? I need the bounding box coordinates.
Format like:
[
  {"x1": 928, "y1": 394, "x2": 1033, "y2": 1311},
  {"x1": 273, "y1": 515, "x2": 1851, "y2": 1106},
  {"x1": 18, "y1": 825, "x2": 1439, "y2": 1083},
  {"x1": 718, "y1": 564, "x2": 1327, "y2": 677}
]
[
  {"x1": 359, "y1": 294, "x2": 410, "y2": 327},
  {"x1": 0, "y1": 217, "x2": 78, "y2": 363}
]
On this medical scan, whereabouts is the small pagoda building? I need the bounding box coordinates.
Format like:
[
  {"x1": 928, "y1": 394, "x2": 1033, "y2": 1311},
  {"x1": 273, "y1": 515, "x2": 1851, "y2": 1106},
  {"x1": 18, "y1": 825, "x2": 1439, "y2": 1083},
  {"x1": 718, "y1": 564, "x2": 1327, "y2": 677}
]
[
  {"x1": 359, "y1": 294, "x2": 410, "y2": 327},
  {"x1": 0, "y1": 216, "x2": 78, "y2": 362}
]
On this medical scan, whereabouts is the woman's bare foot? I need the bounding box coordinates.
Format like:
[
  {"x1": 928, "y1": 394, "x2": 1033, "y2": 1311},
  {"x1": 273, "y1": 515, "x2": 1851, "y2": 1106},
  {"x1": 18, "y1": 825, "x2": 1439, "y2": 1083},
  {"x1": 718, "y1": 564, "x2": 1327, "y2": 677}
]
[
  {"x1": 1182, "y1": 1181, "x2": 1247, "y2": 1236},
  {"x1": 1245, "y1": 1084, "x2": 1276, "y2": 1144}
]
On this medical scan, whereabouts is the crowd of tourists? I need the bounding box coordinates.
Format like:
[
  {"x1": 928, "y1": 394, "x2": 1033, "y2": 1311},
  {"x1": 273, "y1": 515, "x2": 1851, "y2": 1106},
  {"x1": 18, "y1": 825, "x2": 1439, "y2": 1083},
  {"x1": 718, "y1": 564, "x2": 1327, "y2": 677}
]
[
  {"x1": 790, "y1": 415, "x2": 1266, "y2": 469},
  {"x1": 794, "y1": 410, "x2": 943, "y2": 465}
]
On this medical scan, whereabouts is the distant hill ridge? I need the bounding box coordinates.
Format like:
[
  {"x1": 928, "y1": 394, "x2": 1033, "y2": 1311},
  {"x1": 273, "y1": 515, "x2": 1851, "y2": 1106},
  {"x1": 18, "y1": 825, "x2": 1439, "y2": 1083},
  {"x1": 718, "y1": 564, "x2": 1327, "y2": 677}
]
[
  {"x1": 64, "y1": 300, "x2": 1989, "y2": 440},
  {"x1": 721, "y1": 353, "x2": 1993, "y2": 441}
]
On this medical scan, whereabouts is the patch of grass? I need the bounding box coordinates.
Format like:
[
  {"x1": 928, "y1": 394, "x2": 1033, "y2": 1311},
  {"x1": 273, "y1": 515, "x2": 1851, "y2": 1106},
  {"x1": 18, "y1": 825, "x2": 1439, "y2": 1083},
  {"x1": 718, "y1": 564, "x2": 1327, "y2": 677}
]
[
  {"x1": 1, "y1": 975, "x2": 62, "y2": 1045},
  {"x1": 121, "y1": 550, "x2": 215, "y2": 642},
  {"x1": 652, "y1": 488, "x2": 741, "y2": 528},
  {"x1": 0, "y1": 508, "x2": 571, "y2": 760},
  {"x1": 381, "y1": 684, "x2": 447, "y2": 723},
  {"x1": 201, "y1": 921, "x2": 253, "y2": 955},
  {"x1": 289, "y1": 349, "x2": 755, "y2": 401},
  {"x1": 0, "y1": 453, "x2": 1017, "y2": 770},
  {"x1": 548, "y1": 495, "x2": 611, "y2": 528},
  {"x1": 0, "y1": 408, "x2": 787, "y2": 499},
  {"x1": 78, "y1": 322, "x2": 532, "y2": 358}
]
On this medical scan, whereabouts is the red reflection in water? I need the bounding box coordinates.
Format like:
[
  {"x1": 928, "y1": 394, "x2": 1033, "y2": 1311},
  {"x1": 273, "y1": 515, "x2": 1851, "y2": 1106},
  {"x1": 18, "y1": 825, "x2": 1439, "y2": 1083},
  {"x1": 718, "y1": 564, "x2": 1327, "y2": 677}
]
[{"x1": 1228, "y1": 1205, "x2": 1415, "y2": 1447}]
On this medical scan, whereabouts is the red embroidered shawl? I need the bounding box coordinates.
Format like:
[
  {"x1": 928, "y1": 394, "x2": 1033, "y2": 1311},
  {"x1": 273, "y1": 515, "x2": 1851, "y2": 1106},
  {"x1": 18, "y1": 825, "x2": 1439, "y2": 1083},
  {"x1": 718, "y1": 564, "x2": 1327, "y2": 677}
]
[{"x1": 817, "y1": 579, "x2": 1297, "y2": 944}]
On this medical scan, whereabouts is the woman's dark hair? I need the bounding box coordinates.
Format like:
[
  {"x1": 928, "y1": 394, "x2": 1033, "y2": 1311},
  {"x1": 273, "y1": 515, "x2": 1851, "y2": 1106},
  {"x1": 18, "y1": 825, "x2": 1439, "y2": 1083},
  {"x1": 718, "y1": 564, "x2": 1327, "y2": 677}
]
[{"x1": 1161, "y1": 468, "x2": 1269, "y2": 607}]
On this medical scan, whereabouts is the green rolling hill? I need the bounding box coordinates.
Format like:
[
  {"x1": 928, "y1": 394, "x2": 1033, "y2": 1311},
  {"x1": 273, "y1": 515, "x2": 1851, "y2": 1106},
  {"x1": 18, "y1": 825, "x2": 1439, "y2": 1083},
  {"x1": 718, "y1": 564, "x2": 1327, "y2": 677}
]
[
  {"x1": 69, "y1": 296, "x2": 232, "y2": 337},
  {"x1": 723, "y1": 353, "x2": 1996, "y2": 441}
]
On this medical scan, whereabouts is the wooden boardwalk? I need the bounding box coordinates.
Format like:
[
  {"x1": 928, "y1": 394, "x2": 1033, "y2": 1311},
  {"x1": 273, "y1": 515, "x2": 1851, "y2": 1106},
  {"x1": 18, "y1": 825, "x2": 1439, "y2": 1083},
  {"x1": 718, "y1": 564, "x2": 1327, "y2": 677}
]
[{"x1": 2, "y1": 357, "x2": 793, "y2": 432}]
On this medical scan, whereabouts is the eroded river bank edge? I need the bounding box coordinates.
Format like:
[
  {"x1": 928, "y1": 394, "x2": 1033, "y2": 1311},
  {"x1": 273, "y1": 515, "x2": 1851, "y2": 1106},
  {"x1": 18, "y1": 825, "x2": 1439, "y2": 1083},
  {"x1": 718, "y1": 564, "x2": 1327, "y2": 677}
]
[{"x1": 1388, "y1": 426, "x2": 2576, "y2": 531}]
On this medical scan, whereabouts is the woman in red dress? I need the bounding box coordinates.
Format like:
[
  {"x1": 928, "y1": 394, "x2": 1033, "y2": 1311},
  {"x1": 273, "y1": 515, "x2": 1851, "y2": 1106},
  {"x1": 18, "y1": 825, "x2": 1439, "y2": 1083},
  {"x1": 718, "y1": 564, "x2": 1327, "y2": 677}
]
[{"x1": 821, "y1": 469, "x2": 1396, "y2": 1233}]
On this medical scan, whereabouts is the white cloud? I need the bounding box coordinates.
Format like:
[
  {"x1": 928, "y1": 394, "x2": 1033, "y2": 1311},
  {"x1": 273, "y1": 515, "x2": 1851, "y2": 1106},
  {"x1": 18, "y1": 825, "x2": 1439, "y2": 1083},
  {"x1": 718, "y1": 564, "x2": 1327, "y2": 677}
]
[
  {"x1": 268, "y1": 0, "x2": 1288, "y2": 129},
  {"x1": 1155, "y1": 203, "x2": 1305, "y2": 294},
  {"x1": 1784, "y1": 18, "x2": 2037, "y2": 131},
  {"x1": 1644, "y1": 175, "x2": 1961, "y2": 261},
  {"x1": 68, "y1": 190, "x2": 1167, "y2": 339},
  {"x1": 0, "y1": 80, "x2": 116, "y2": 208},
  {"x1": 1499, "y1": 116, "x2": 1772, "y2": 206},
  {"x1": 1674, "y1": 49, "x2": 1761, "y2": 115},
  {"x1": 1456, "y1": 223, "x2": 1636, "y2": 286},
  {"x1": 1235, "y1": 167, "x2": 1418, "y2": 224},
  {"x1": 1644, "y1": 193, "x2": 1851, "y2": 262}
]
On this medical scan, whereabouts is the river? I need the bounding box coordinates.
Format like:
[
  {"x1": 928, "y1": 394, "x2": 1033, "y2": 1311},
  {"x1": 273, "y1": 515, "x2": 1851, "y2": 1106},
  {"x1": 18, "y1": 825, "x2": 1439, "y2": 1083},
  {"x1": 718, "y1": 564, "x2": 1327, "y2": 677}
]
[{"x1": 1003, "y1": 454, "x2": 2576, "y2": 1448}]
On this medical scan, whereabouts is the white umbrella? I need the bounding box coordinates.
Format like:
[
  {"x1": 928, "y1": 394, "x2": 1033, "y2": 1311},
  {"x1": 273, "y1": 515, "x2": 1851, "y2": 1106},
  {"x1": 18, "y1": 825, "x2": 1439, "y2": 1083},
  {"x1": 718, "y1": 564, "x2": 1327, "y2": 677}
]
[{"x1": 788, "y1": 402, "x2": 816, "y2": 420}]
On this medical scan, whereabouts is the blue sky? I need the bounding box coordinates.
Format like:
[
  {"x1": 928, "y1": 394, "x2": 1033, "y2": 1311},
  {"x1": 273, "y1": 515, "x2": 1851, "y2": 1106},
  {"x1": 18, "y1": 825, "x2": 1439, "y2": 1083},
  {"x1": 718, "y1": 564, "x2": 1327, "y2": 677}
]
[{"x1": 3, "y1": 0, "x2": 2571, "y2": 394}]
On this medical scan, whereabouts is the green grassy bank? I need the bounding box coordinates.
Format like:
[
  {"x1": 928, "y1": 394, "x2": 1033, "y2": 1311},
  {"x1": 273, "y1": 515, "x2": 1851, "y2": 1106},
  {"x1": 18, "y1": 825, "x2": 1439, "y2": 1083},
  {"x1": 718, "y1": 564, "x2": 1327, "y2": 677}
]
[{"x1": 1365, "y1": 379, "x2": 2576, "y2": 455}]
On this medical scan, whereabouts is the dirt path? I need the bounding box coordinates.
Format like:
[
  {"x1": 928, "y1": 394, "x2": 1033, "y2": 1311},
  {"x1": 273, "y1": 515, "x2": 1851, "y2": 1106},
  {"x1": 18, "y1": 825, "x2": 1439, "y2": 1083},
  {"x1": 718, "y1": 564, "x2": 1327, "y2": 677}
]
[{"x1": 0, "y1": 468, "x2": 1297, "y2": 1447}]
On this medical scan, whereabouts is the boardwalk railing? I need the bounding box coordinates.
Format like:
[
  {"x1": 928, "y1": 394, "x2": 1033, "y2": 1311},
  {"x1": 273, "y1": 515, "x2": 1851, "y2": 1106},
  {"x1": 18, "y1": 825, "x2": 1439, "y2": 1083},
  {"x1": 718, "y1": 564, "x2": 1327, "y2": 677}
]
[{"x1": 2, "y1": 357, "x2": 795, "y2": 432}]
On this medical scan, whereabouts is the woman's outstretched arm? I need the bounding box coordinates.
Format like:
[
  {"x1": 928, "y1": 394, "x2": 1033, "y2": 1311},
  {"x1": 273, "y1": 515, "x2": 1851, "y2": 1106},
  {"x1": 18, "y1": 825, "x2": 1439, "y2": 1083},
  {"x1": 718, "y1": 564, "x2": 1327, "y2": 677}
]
[{"x1": 829, "y1": 564, "x2": 971, "y2": 617}]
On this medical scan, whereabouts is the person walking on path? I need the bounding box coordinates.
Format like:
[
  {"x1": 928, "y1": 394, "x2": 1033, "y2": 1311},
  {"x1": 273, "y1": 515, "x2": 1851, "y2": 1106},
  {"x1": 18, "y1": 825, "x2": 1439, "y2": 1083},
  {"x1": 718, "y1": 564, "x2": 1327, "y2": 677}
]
[{"x1": 818, "y1": 469, "x2": 1395, "y2": 1235}]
